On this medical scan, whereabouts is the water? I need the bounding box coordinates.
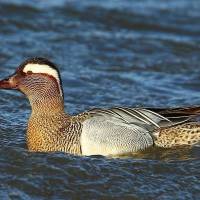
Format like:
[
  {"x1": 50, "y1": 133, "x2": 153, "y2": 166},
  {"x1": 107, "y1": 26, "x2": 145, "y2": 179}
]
[{"x1": 0, "y1": 0, "x2": 200, "y2": 199}]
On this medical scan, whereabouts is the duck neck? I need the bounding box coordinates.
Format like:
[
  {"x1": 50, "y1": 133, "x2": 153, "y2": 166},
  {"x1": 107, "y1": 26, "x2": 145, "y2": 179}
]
[{"x1": 29, "y1": 94, "x2": 65, "y2": 116}]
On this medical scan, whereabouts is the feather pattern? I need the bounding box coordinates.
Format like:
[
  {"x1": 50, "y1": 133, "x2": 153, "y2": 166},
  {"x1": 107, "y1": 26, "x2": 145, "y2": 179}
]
[
  {"x1": 80, "y1": 107, "x2": 172, "y2": 155},
  {"x1": 80, "y1": 106, "x2": 196, "y2": 156},
  {"x1": 2, "y1": 57, "x2": 200, "y2": 156},
  {"x1": 88, "y1": 107, "x2": 172, "y2": 128}
]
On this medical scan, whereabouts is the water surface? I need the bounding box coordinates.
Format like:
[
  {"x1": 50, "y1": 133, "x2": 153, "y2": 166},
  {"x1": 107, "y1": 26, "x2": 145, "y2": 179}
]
[{"x1": 0, "y1": 0, "x2": 200, "y2": 199}]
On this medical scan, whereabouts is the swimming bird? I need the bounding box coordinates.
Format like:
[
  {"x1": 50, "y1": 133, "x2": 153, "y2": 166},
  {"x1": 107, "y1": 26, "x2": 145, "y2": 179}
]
[{"x1": 0, "y1": 57, "x2": 199, "y2": 156}]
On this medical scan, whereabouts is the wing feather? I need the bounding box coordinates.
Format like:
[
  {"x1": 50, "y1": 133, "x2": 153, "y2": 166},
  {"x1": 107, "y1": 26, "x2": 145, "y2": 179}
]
[{"x1": 80, "y1": 106, "x2": 194, "y2": 155}]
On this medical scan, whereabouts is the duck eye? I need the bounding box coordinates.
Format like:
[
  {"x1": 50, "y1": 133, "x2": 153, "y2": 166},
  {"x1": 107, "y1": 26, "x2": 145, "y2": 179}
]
[{"x1": 27, "y1": 71, "x2": 33, "y2": 75}]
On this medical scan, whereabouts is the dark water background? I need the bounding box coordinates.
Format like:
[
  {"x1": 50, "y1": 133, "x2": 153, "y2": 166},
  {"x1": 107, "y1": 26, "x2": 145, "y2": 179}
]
[{"x1": 0, "y1": 0, "x2": 200, "y2": 199}]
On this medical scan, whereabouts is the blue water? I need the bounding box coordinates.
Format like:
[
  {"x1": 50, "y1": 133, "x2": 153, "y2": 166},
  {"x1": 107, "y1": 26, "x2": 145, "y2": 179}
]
[{"x1": 0, "y1": 0, "x2": 200, "y2": 199}]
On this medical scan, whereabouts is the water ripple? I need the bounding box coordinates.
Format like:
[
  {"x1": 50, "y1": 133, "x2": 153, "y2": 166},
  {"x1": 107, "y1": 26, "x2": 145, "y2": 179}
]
[{"x1": 0, "y1": 0, "x2": 199, "y2": 199}]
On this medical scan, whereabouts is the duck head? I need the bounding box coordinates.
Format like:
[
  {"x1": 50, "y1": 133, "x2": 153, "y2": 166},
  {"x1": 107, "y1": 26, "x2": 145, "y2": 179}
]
[
  {"x1": 0, "y1": 57, "x2": 64, "y2": 112},
  {"x1": 0, "y1": 57, "x2": 63, "y2": 95}
]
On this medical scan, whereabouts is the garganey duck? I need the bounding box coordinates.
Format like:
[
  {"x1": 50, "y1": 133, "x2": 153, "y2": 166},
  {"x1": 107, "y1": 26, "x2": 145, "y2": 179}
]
[{"x1": 0, "y1": 57, "x2": 199, "y2": 156}]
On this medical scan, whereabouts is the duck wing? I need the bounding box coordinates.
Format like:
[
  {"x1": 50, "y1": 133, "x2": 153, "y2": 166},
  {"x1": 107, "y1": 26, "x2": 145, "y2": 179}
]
[
  {"x1": 80, "y1": 107, "x2": 180, "y2": 156},
  {"x1": 147, "y1": 106, "x2": 200, "y2": 121}
]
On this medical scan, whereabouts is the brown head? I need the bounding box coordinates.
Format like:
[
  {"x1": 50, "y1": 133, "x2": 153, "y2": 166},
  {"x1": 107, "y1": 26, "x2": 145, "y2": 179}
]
[{"x1": 0, "y1": 57, "x2": 65, "y2": 113}]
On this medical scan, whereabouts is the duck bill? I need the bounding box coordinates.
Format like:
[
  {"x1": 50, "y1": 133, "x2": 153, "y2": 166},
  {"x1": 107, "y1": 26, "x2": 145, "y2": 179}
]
[{"x1": 0, "y1": 76, "x2": 18, "y2": 90}]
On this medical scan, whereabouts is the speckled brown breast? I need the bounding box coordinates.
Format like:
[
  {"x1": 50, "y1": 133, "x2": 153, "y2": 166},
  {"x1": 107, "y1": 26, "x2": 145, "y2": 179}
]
[{"x1": 27, "y1": 112, "x2": 90, "y2": 155}]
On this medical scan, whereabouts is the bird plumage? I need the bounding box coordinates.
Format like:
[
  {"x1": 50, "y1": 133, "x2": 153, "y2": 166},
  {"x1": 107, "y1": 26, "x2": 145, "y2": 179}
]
[{"x1": 0, "y1": 57, "x2": 200, "y2": 156}]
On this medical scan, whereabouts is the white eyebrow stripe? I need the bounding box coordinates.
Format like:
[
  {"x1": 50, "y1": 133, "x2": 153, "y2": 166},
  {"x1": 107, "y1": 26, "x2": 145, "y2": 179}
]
[
  {"x1": 23, "y1": 63, "x2": 63, "y2": 97},
  {"x1": 23, "y1": 64, "x2": 59, "y2": 81}
]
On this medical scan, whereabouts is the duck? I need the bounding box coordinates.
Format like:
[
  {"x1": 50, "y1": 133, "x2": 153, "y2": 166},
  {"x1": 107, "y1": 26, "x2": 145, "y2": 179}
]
[{"x1": 0, "y1": 57, "x2": 199, "y2": 156}]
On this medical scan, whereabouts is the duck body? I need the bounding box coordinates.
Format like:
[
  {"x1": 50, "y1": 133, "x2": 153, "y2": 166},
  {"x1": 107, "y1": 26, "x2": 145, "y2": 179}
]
[
  {"x1": 27, "y1": 108, "x2": 155, "y2": 156},
  {"x1": 0, "y1": 57, "x2": 200, "y2": 156},
  {"x1": 27, "y1": 106, "x2": 200, "y2": 156}
]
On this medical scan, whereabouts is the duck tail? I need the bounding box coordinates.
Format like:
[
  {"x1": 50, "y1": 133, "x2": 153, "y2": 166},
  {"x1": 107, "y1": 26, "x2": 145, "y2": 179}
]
[{"x1": 147, "y1": 106, "x2": 200, "y2": 118}]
